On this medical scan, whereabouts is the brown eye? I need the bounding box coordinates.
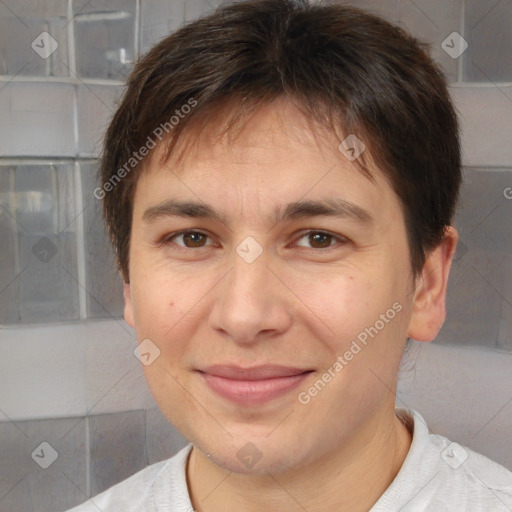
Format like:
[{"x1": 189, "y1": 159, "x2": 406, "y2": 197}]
[
  {"x1": 185, "y1": 232, "x2": 207, "y2": 247},
  {"x1": 308, "y1": 232, "x2": 333, "y2": 248},
  {"x1": 170, "y1": 231, "x2": 211, "y2": 248},
  {"x1": 295, "y1": 231, "x2": 339, "y2": 249}
]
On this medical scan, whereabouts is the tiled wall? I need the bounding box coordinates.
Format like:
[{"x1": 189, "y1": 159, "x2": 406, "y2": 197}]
[
  {"x1": 0, "y1": 159, "x2": 124, "y2": 323},
  {"x1": 0, "y1": 407, "x2": 189, "y2": 511},
  {"x1": 442, "y1": 167, "x2": 512, "y2": 350},
  {"x1": 0, "y1": 0, "x2": 511, "y2": 511}
]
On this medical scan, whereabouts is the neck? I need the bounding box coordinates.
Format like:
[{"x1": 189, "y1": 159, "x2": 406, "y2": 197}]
[{"x1": 186, "y1": 407, "x2": 412, "y2": 512}]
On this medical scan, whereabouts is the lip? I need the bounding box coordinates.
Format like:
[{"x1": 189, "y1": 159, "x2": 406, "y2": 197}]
[{"x1": 198, "y1": 365, "x2": 314, "y2": 406}]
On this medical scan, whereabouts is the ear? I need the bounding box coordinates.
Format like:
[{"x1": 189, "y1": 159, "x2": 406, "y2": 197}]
[
  {"x1": 124, "y1": 282, "x2": 135, "y2": 328},
  {"x1": 407, "y1": 226, "x2": 458, "y2": 342}
]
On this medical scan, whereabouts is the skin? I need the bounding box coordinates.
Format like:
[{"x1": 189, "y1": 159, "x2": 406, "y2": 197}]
[{"x1": 124, "y1": 98, "x2": 458, "y2": 512}]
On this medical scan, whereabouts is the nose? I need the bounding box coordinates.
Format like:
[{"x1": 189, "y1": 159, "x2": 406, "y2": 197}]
[{"x1": 208, "y1": 247, "x2": 293, "y2": 344}]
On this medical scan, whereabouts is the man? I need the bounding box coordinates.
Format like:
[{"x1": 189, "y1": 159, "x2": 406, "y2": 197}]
[{"x1": 70, "y1": 0, "x2": 512, "y2": 510}]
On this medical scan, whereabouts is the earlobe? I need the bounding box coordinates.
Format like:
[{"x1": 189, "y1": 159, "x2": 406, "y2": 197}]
[
  {"x1": 124, "y1": 282, "x2": 135, "y2": 328},
  {"x1": 407, "y1": 226, "x2": 458, "y2": 342}
]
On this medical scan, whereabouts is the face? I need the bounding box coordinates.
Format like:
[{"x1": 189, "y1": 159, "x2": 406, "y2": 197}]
[{"x1": 124, "y1": 99, "x2": 447, "y2": 475}]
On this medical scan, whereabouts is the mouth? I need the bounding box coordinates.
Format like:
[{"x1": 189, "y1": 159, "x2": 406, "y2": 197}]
[{"x1": 197, "y1": 365, "x2": 315, "y2": 406}]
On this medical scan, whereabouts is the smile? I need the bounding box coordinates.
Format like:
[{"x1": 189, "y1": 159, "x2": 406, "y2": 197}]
[{"x1": 198, "y1": 365, "x2": 314, "y2": 406}]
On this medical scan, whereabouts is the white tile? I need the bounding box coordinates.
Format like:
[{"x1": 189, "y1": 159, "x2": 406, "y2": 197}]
[
  {"x1": 0, "y1": 82, "x2": 75, "y2": 157},
  {"x1": 450, "y1": 85, "x2": 512, "y2": 167},
  {"x1": 0, "y1": 320, "x2": 155, "y2": 422},
  {"x1": 0, "y1": 324, "x2": 87, "y2": 420}
]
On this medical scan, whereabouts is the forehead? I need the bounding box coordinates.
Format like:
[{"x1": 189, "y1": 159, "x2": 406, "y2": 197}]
[
  {"x1": 163, "y1": 98, "x2": 368, "y2": 171},
  {"x1": 133, "y1": 98, "x2": 399, "y2": 226}
]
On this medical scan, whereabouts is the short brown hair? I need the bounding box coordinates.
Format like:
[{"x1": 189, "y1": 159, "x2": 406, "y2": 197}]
[{"x1": 99, "y1": 0, "x2": 461, "y2": 283}]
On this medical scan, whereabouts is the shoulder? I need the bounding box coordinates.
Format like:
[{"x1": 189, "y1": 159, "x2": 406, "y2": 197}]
[
  {"x1": 432, "y1": 434, "x2": 512, "y2": 509},
  {"x1": 373, "y1": 409, "x2": 512, "y2": 511},
  {"x1": 65, "y1": 444, "x2": 193, "y2": 512}
]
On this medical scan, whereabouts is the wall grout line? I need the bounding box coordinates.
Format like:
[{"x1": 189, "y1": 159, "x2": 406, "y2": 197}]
[
  {"x1": 70, "y1": 0, "x2": 88, "y2": 322},
  {"x1": 67, "y1": 0, "x2": 77, "y2": 78},
  {"x1": 0, "y1": 76, "x2": 125, "y2": 85},
  {"x1": 0, "y1": 158, "x2": 97, "y2": 165},
  {"x1": 459, "y1": 0, "x2": 466, "y2": 83},
  {"x1": 135, "y1": 0, "x2": 141, "y2": 61},
  {"x1": 50, "y1": 163, "x2": 58, "y2": 234},
  {"x1": 8, "y1": 166, "x2": 20, "y2": 288},
  {"x1": 74, "y1": 161, "x2": 88, "y2": 320},
  {"x1": 85, "y1": 415, "x2": 91, "y2": 498}
]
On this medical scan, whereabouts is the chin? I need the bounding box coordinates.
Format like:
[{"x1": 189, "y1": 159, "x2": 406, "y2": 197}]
[{"x1": 192, "y1": 435, "x2": 311, "y2": 476}]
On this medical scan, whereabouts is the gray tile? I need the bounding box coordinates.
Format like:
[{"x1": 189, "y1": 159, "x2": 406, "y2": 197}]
[
  {"x1": 397, "y1": 342, "x2": 512, "y2": 470},
  {"x1": 399, "y1": 0, "x2": 463, "y2": 83},
  {"x1": 497, "y1": 297, "x2": 512, "y2": 351},
  {"x1": 80, "y1": 161, "x2": 124, "y2": 319},
  {"x1": 0, "y1": 166, "x2": 17, "y2": 321},
  {"x1": 0, "y1": 163, "x2": 80, "y2": 324},
  {"x1": 0, "y1": 471, "x2": 87, "y2": 512},
  {"x1": 0, "y1": 0, "x2": 69, "y2": 78},
  {"x1": 437, "y1": 168, "x2": 512, "y2": 349},
  {"x1": 140, "y1": 0, "x2": 244, "y2": 54},
  {"x1": 467, "y1": 403, "x2": 512, "y2": 471},
  {"x1": 0, "y1": 416, "x2": 87, "y2": 512},
  {"x1": 183, "y1": 0, "x2": 223, "y2": 23},
  {"x1": 329, "y1": 0, "x2": 399, "y2": 23},
  {"x1": 141, "y1": 0, "x2": 185, "y2": 54},
  {"x1": 0, "y1": 418, "x2": 32, "y2": 504},
  {"x1": 0, "y1": 82, "x2": 75, "y2": 157},
  {"x1": 441, "y1": 261, "x2": 502, "y2": 347},
  {"x1": 145, "y1": 407, "x2": 190, "y2": 465},
  {"x1": 463, "y1": 0, "x2": 512, "y2": 82},
  {"x1": 0, "y1": 0, "x2": 68, "y2": 19},
  {"x1": 73, "y1": 0, "x2": 138, "y2": 80},
  {"x1": 89, "y1": 410, "x2": 147, "y2": 495},
  {"x1": 13, "y1": 165, "x2": 62, "y2": 233},
  {"x1": 77, "y1": 84, "x2": 123, "y2": 158},
  {"x1": 16, "y1": 232, "x2": 80, "y2": 323}
]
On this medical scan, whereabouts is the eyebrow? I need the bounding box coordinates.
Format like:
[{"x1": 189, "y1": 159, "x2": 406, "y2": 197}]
[{"x1": 142, "y1": 198, "x2": 373, "y2": 226}]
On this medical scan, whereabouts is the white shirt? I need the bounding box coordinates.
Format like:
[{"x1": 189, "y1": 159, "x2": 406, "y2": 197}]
[{"x1": 67, "y1": 408, "x2": 512, "y2": 511}]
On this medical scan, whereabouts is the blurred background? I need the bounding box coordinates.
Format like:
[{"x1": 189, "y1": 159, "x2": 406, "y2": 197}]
[{"x1": 0, "y1": 0, "x2": 511, "y2": 510}]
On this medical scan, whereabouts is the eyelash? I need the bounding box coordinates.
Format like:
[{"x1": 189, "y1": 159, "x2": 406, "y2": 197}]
[{"x1": 160, "y1": 229, "x2": 348, "y2": 251}]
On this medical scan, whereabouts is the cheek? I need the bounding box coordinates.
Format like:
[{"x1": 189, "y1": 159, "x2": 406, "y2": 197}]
[
  {"x1": 292, "y1": 272, "x2": 374, "y2": 338},
  {"x1": 129, "y1": 274, "x2": 183, "y2": 339},
  {"x1": 295, "y1": 268, "x2": 406, "y2": 359},
  {"x1": 129, "y1": 264, "x2": 216, "y2": 359}
]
